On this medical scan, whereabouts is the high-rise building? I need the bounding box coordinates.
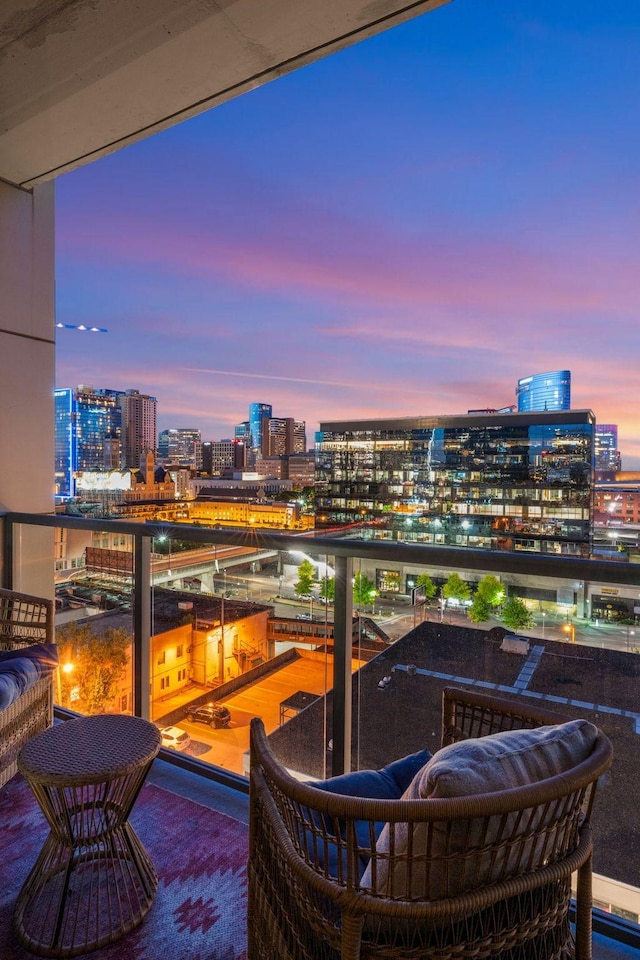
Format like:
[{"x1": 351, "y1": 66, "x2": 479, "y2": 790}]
[
  {"x1": 55, "y1": 385, "x2": 123, "y2": 498},
  {"x1": 260, "y1": 417, "x2": 307, "y2": 457},
  {"x1": 516, "y1": 370, "x2": 571, "y2": 412},
  {"x1": 249, "y1": 403, "x2": 272, "y2": 457},
  {"x1": 202, "y1": 440, "x2": 235, "y2": 476},
  {"x1": 316, "y1": 409, "x2": 595, "y2": 557},
  {"x1": 118, "y1": 389, "x2": 157, "y2": 469},
  {"x1": 595, "y1": 424, "x2": 620, "y2": 480},
  {"x1": 158, "y1": 428, "x2": 201, "y2": 467}
]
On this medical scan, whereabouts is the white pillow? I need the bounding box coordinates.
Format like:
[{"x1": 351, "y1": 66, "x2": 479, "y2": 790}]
[{"x1": 361, "y1": 719, "x2": 598, "y2": 901}]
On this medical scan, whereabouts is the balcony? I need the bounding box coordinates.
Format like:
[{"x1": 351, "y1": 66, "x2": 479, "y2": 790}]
[{"x1": 2, "y1": 512, "x2": 640, "y2": 957}]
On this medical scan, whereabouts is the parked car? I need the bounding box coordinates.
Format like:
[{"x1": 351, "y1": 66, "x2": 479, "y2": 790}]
[
  {"x1": 185, "y1": 702, "x2": 231, "y2": 728},
  {"x1": 160, "y1": 726, "x2": 191, "y2": 751}
]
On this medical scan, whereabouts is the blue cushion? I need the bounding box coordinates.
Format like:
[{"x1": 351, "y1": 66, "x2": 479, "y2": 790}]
[
  {"x1": 0, "y1": 643, "x2": 58, "y2": 675},
  {"x1": 0, "y1": 643, "x2": 58, "y2": 710},
  {"x1": 0, "y1": 672, "x2": 22, "y2": 710},
  {"x1": 303, "y1": 749, "x2": 432, "y2": 879},
  {"x1": 311, "y1": 749, "x2": 432, "y2": 801}
]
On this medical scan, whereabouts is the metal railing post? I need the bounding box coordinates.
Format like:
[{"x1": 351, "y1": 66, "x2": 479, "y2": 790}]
[
  {"x1": 133, "y1": 531, "x2": 152, "y2": 719},
  {"x1": 332, "y1": 555, "x2": 353, "y2": 775}
]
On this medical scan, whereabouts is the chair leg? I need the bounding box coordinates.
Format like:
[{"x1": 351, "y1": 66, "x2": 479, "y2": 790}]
[
  {"x1": 575, "y1": 855, "x2": 593, "y2": 960},
  {"x1": 341, "y1": 914, "x2": 364, "y2": 960}
]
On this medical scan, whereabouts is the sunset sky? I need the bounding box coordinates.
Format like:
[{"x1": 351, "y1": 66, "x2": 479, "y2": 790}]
[{"x1": 55, "y1": 1, "x2": 640, "y2": 465}]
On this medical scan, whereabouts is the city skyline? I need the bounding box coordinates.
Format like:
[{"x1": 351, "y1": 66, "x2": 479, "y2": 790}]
[{"x1": 54, "y1": 1, "x2": 640, "y2": 465}]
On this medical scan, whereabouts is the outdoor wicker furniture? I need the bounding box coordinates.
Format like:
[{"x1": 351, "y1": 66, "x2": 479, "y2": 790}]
[
  {"x1": 248, "y1": 685, "x2": 613, "y2": 960},
  {"x1": 14, "y1": 714, "x2": 161, "y2": 958},
  {"x1": 0, "y1": 587, "x2": 55, "y2": 788}
]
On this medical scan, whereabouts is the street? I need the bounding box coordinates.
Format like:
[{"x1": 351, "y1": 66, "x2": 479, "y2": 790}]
[{"x1": 222, "y1": 568, "x2": 640, "y2": 655}]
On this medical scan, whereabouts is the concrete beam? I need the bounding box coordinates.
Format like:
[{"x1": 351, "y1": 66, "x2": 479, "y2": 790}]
[{"x1": 0, "y1": 0, "x2": 449, "y2": 187}]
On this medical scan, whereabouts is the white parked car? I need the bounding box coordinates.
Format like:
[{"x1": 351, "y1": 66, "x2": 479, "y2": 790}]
[{"x1": 160, "y1": 726, "x2": 191, "y2": 751}]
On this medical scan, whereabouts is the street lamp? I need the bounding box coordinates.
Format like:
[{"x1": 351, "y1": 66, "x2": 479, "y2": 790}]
[
  {"x1": 157, "y1": 534, "x2": 172, "y2": 575},
  {"x1": 541, "y1": 611, "x2": 546, "y2": 639},
  {"x1": 562, "y1": 623, "x2": 575, "y2": 643},
  {"x1": 56, "y1": 661, "x2": 74, "y2": 707}
]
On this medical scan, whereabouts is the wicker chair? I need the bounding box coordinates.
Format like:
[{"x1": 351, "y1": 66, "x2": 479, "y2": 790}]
[
  {"x1": 0, "y1": 587, "x2": 55, "y2": 788},
  {"x1": 248, "y1": 686, "x2": 613, "y2": 960}
]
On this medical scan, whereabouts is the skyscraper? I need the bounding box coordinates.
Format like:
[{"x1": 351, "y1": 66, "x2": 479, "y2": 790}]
[
  {"x1": 249, "y1": 403, "x2": 272, "y2": 460},
  {"x1": 516, "y1": 370, "x2": 571, "y2": 412},
  {"x1": 158, "y1": 428, "x2": 202, "y2": 466},
  {"x1": 260, "y1": 418, "x2": 307, "y2": 457},
  {"x1": 595, "y1": 424, "x2": 620, "y2": 480},
  {"x1": 118, "y1": 389, "x2": 157, "y2": 469},
  {"x1": 55, "y1": 385, "x2": 123, "y2": 498}
]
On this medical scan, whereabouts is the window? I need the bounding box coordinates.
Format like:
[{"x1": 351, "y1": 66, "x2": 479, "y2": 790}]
[
  {"x1": 176, "y1": 644, "x2": 184, "y2": 658},
  {"x1": 157, "y1": 651, "x2": 166, "y2": 666}
]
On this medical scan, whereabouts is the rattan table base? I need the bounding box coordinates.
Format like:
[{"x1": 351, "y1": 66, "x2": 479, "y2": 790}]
[{"x1": 14, "y1": 715, "x2": 161, "y2": 958}]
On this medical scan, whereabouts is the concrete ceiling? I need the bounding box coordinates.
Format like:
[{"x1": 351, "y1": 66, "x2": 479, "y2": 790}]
[{"x1": 0, "y1": 0, "x2": 449, "y2": 189}]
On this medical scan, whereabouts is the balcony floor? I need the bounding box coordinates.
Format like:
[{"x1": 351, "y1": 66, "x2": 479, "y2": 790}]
[
  {"x1": 146, "y1": 759, "x2": 640, "y2": 960},
  {"x1": 1, "y1": 756, "x2": 635, "y2": 959}
]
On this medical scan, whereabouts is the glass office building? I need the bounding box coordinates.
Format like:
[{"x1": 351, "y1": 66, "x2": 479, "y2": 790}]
[
  {"x1": 516, "y1": 370, "x2": 571, "y2": 412},
  {"x1": 316, "y1": 410, "x2": 595, "y2": 556},
  {"x1": 595, "y1": 424, "x2": 620, "y2": 479},
  {"x1": 55, "y1": 386, "x2": 123, "y2": 498}
]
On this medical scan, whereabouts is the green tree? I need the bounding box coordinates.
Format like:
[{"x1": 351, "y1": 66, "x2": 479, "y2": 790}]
[
  {"x1": 441, "y1": 573, "x2": 471, "y2": 605},
  {"x1": 353, "y1": 571, "x2": 377, "y2": 609},
  {"x1": 475, "y1": 575, "x2": 504, "y2": 608},
  {"x1": 467, "y1": 594, "x2": 492, "y2": 623},
  {"x1": 57, "y1": 622, "x2": 130, "y2": 714},
  {"x1": 467, "y1": 575, "x2": 504, "y2": 623},
  {"x1": 294, "y1": 559, "x2": 315, "y2": 598},
  {"x1": 415, "y1": 573, "x2": 437, "y2": 599},
  {"x1": 319, "y1": 575, "x2": 335, "y2": 602},
  {"x1": 501, "y1": 596, "x2": 534, "y2": 631}
]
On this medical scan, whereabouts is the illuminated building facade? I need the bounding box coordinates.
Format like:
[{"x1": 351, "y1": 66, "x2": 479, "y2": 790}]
[
  {"x1": 516, "y1": 370, "x2": 571, "y2": 412},
  {"x1": 595, "y1": 424, "x2": 620, "y2": 480},
  {"x1": 119, "y1": 389, "x2": 157, "y2": 469},
  {"x1": 158, "y1": 427, "x2": 202, "y2": 467},
  {"x1": 55, "y1": 385, "x2": 123, "y2": 498},
  {"x1": 316, "y1": 410, "x2": 595, "y2": 556}
]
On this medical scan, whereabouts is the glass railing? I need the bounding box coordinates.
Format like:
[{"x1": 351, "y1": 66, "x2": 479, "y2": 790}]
[{"x1": 3, "y1": 510, "x2": 640, "y2": 928}]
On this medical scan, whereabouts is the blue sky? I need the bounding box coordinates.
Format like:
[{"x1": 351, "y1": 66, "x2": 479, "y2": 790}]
[{"x1": 55, "y1": 0, "x2": 640, "y2": 464}]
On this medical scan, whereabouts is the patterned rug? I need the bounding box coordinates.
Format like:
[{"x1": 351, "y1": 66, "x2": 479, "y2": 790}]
[{"x1": 0, "y1": 775, "x2": 248, "y2": 960}]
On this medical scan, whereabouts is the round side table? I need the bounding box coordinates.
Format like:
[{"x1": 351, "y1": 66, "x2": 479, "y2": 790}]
[{"x1": 14, "y1": 714, "x2": 161, "y2": 958}]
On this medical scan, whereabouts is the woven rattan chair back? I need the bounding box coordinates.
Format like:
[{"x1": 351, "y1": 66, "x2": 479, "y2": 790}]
[{"x1": 248, "y1": 686, "x2": 612, "y2": 960}]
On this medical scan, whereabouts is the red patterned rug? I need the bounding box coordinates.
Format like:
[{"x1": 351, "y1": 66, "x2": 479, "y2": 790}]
[{"x1": 0, "y1": 775, "x2": 248, "y2": 960}]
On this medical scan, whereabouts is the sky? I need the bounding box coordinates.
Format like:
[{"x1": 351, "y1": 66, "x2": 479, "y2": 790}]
[{"x1": 55, "y1": 0, "x2": 640, "y2": 466}]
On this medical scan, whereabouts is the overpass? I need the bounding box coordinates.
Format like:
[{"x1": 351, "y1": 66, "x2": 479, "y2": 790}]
[{"x1": 151, "y1": 545, "x2": 278, "y2": 590}]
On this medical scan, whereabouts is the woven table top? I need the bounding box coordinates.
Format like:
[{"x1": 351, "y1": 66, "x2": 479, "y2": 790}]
[{"x1": 18, "y1": 715, "x2": 161, "y2": 785}]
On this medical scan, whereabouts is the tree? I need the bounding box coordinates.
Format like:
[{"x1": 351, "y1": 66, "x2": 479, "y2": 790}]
[
  {"x1": 415, "y1": 573, "x2": 437, "y2": 599},
  {"x1": 475, "y1": 575, "x2": 504, "y2": 608},
  {"x1": 501, "y1": 596, "x2": 534, "y2": 631},
  {"x1": 441, "y1": 573, "x2": 471, "y2": 605},
  {"x1": 467, "y1": 575, "x2": 504, "y2": 623},
  {"x1": 467, "y1": 594, "x2": 492, "y2": 623},
  {"x1": 294, "y1": 559, "x2": 315, "y2": 598},
  {"x1": 319, "y1": 575, "x2": 335, "y2": 602},
  {"x1": 57, "y1": 622, "x2": 130, "y2": 714},
  {"x1": 353, "y1": 571, "x2": 377, "y2": 609}
]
